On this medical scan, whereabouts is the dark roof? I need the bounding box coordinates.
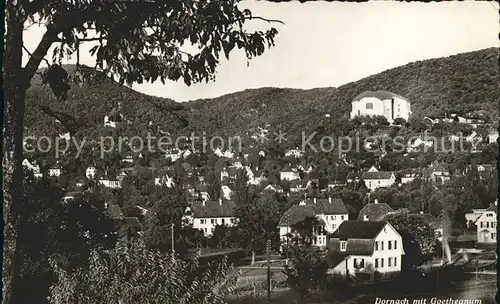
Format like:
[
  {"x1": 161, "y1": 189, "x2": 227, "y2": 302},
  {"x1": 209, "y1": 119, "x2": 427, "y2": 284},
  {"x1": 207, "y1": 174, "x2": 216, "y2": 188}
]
[
  {"x1": 190, "y1": 200, "x2": 236, "y2": 218},
  {"x1": 360, "y1": 171, "x2": 394, "y2": 180},
  {"x1": 326, "y1": 239, "x2": 376, "y2": 266},
  {"x1": 278, "y1": 198, "x2": 348, "y2": 227},
  {"x1": 306, "y1": 198, "x2": 348, "y2": 215},
  {"x1": 353, "y1": 90, "x2": 407, "y2": 102},
  {"x1": 290, "y1": 179, "x2": 308, "y2": 188},
  {"x1": 278, "y1": 204, "x2": 319, "y2": 227},
  {"x1": 330, "y1": 220, "x2": 387, "y2": 240},
  {"x1": 357, "y1": 202, "x2": 394, "y2": 221}
]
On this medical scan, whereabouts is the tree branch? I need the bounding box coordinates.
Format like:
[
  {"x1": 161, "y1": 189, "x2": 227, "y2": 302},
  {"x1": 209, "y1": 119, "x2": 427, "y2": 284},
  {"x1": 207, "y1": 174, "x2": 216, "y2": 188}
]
[
  {"x1": 245, "y1": 16, "x2": 284, "y2": 25},
  {"x1": 23, "y1": 26, "x2": 58, "y2": 82},
  {"x1": 23, "y1": 44, "x2": 51, "y2": 67}
]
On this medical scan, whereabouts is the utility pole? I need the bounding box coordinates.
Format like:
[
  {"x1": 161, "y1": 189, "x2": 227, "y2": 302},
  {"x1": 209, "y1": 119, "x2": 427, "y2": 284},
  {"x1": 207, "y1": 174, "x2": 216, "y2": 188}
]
[
  {"x1": 266, "y1": 239, "x2": 271, "y2": 303},
  {"x1": 171, "y1": 223, "x2": 175, "y2": 253},
  {"x1": 285, "y1": 213, "x2": 289, "y2": 266}
]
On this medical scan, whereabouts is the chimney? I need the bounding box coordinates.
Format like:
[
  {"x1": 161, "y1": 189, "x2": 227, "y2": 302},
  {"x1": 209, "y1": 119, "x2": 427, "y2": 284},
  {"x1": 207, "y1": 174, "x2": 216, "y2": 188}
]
[
  {"x1": 219, "y1": 198, "x2": 222, "y2": 206},
  {"x1": 328, "y1": 197, "x2": 332, "y2": 204},
  {"x1": 313, "y1": 197, "x2": 317, "y2": 204},
  {"x1": 374, "y1": 199, "x2": 379, "y2": 204}
]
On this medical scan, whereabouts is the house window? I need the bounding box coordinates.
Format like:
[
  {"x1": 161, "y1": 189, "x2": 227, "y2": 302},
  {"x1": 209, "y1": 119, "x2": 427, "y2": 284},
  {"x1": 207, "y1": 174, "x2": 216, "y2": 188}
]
[
  {"x1": 375, "y1": 258, "x2": 379, "y2": 268},
  {"x1": 394, "y1": 257, "x2": 397, "y2": 266},
  {"x1": 394, "y1": 241, "x2": 397, "y2": 249},
  {"x1": 388, "y1": 258, "x2": 392, "y2": 267},
  {"x1": 353, "y1": 258, "x2": 357, "y2": 268},
  {"x1": 341, "y1": 215, "x2": 344, "y2": 220},
  {"x1": 375, "y1": 242, "x2": 379, "y2": 251},
  {"x1": 388, "y1": 241, "x2": 392, "y2": 250},
  {"x1": 380, "y1": 258, "x2": 384, "y2": 267},
  {"x1": 492, "y1": 233, "x2": 496, "y2": 239},
  {"x1": 200, "y1": 219, "x2": 205, "y2": 224},
  {"x1": 492, "y1": 222, "x2": 497, "y2": 228},
  {"x1": 380, "y1": 242, "x2": 384, "y2": 251},
  {"x1": 221, "y1": 218, "x2": 225, "y2": 224},
  {"x1": 480, "y1": 222, "x2": 483, "y2": 228},
  {"x1": 204, "y1": 228, "x2": 207, "y2": 232},
  {"x1": 230, "y1": 218, "x2": 235, "y2": 224},
  {"x1": 211, "y1": 219, "x2": 216, "y2": 224},
  {"x1": 332, "y1": 215, "x2": 336, "y2": 220},
  {"x1": 366, "y1": 102, "x2": 373, "y2": 110},
  {"x1": 340, "y1": 241, "x2": 347, "y2": 251},
  {"x1": 486, "y1": 222, "x2": 489, "y2": 228},
  {"x1": 360, "y1": 259, "x2": 365, "y2": 268}
]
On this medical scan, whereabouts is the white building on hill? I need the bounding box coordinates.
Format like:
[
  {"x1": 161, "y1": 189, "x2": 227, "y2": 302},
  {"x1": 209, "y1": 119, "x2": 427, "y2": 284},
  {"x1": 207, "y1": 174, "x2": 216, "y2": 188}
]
[{"x1": 350, "y1": 91, "x2": 411, "y2": 124}]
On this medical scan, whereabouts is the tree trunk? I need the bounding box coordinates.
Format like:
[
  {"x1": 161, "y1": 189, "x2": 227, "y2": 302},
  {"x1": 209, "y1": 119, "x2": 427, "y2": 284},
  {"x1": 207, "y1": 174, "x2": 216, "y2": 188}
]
[{"x1": 3, "y1": 2, "x2": 28, "y2": 303}]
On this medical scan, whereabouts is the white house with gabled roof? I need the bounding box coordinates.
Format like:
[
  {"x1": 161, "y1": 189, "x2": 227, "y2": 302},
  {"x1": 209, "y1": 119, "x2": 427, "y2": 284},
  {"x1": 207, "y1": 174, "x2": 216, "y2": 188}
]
[
  {"x1": 278, "y1": 197, "x2": 349, "y2": 250},
  {"x1": 326, "y1": 221, "x2": 404, "y2": 281},
  {"x1": 475, "y1": 201, "x2": 497, "y2": 244},
  {"x1": 360, "y1": 166, "x2": 396, "y2": 191},
  {"x1": 86, "y1": 166, "x2": 96, "y2": 179},
  {"x1": 184, "y1": 199, "x2": 237, "y2": 236}
]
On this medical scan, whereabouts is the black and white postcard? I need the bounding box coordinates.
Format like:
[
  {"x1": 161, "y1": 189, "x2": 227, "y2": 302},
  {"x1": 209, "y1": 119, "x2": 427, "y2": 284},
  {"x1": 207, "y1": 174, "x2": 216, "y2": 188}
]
[{"x1": 2, "y1": 1, "x2": 498, "y2": 303}]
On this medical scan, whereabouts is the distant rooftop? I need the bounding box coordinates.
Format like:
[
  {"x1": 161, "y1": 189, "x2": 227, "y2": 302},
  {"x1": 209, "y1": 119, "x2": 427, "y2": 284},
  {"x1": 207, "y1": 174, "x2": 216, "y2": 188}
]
[{"x1": 353, "y1": 90, "x2": 407, "y2": 102}]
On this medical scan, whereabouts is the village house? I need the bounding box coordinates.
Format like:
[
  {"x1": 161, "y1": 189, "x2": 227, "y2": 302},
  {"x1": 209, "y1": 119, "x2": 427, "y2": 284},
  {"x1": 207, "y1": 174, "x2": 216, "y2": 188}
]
[
  {"x1": 425, "y1": 161, "x2": 451, "y2": 184},
  {"x1": 360, "y1": 166, "x2": 396, "y2": 191},
  {"x1": 184, "y1": 199, "x2": 237, "y2": 237},
  {"x1": 475, "y1": 201, "x2": 497, "y2": 244},
  {"x1": 350, "y1": 90, "x2": 411, "y2": 124},
  {"x1": 22, "y1": 159, "x2": 42, "y2": 178},
  {"x1": 465, "y1": 207, "x2": 490, "y2": 228},
  {"x1": 290, "y1": 179, "x2": 309, "y2": 192},
  {"x1": 249, "y1": 170, "x2": 266, "y2": 185},
  {"x1": 408, "y1": 137, "x2": 434, "y2": 152},
  {"x1": 488, "y1": 130, "x2": 498, "y2": 144},
  {"x1": 465, "y1": 131, "x2": 481, "y2": 143},
  {"x1": 154, "y1": 174, "x2": 174, "y2": 187},
  {"x1": 86, "y1": 166, "x2": 96, "y2": 179},
  {"x1": 278, "y1": 197, "x2": 349, "y2": 250},
  {"x1": 193, "y1": 184, "x2": 210, "y2": 201},
  {"x1": 326, "y1": 221, "x2": 405, "y2": 280},
  {"x1": 400, "y1": 171, "x2": 419, "y2": 184},
  {"x1": 357, "y1": 200, "x2": 394, "y2": 221},
  {"x1": 98, "y1": 178, "x2": 122, "y2": 189},
  {"x1": 280, "y1": 168, "x2": 300, "y2": 181},
  {"x1": 263, "y1": 184, "x2": 284, "y2": 193},
  {"x1": 48, "y1": 163, "x2": 62, "y2": 177},
  {"x1": 61, "y1": 191, "x2": 82, "y2": 204},
  {"x1": 327, "y1": 180, "x2": 347, "y2": 190},
  {"x1": 285, "y1": 148, "x2": 304, "y2": 158}
]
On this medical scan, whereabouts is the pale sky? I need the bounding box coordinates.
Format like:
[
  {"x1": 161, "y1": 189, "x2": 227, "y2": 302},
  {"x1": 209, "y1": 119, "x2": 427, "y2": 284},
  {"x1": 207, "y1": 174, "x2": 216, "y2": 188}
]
[{"x1": 24, "y1": 1, "x2": 499, "y2": 102}]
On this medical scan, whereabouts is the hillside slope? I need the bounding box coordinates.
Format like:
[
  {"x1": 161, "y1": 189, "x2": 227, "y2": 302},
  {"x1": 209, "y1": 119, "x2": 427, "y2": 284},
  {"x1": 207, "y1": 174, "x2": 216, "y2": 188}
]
[
  {"x1": 185, "y1": 47, "x2": 499, "y2": 135},
  {"x1": 25, "y1": 48, "x2": 498, "y2": 138}
]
